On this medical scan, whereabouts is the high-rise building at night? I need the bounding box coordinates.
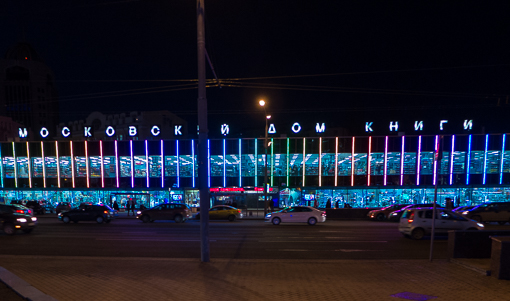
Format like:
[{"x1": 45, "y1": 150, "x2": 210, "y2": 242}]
[{"x1": 0, "y1": 42, "x2": 59, "y2": 135}]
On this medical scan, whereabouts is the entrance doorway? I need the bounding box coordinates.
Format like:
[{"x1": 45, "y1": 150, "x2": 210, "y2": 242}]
[{"x1": 110, "y1": 193, "x2": 150, "y2": 211}]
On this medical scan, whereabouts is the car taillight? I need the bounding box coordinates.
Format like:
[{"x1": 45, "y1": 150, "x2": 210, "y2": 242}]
[
  {"x1": 15, "y1": 210, "x2": 25, "y2": 214},
  {"x1": 104, "y1": 210, "x2": 108, "y2": 214},
  {"x1": 238, "y1": 210, "x2": 241, "y2": 213},
  {"x1": 322, "y1": 212, "x2": 326, "y2": 217},
  {"x1": 408, "y1": 212, "x2": 414, "y2": 223}
]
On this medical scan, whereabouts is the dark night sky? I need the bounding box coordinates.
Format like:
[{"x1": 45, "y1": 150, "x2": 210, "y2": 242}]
[{"x1": 2, "y1": 1, "x2": 510, "y2": 137}]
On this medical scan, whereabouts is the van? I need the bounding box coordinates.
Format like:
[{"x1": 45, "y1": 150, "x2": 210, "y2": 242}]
[{"x1": 462, "y1": 202, "x2": 510, "y2": 225}]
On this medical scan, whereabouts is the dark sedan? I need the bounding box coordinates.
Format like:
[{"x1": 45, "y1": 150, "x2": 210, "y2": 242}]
[
  {"x1": 367, "y1": 204, "x2": 408, "y2": 221},
  {"x1": 58, "y1": 204, "x2": 116, "y2": 224},
  {"x1": 0, "y1": 204, "x2": 37, "y2": 235},
  {"x1": 136, "y1": 203, "x2": 192, "y2": 223}
]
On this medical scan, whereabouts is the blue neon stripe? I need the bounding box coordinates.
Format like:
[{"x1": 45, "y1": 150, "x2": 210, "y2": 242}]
[
  {"x1": 176, "y1": 140, "x2": 180, "y2": 188},
  {"x1": 450, "y1": 135, "x2": 455, "y2": 185},
  {"x1": 207, "y1": 139, "x2": 210, "y2": 188},
  {"x1": 223, "y1": 139, "x2": 226, "y2": 187},
  {"x1": 192, "y1": 140, "x2": 195, "y2": 188},
  {"x1": 161, "y1": 140, "x2": 164, "y2": 188},
  {"x1": 483, "y1": 134, "x2": 488, "y2": 185},
  {"x1": 239, "y1": 139, "x2": 242, "y2": 187},
  {"x1": 466, "y1": 135, "x2": 472, "y2": 185}
]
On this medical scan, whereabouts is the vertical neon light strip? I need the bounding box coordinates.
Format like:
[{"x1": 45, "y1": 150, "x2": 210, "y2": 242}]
[
  {"x1": 500, "y1": 134, "x2": 506, "y2": 185},
  {"x1": 384, "y1": 136, "x2": 388, "y2": 186},
  {"x1": 85, "y1": 141, "x2": 89, "y2": 188},
  {"x1": 449, "y1": 135, "x2": 455, "y2": 185},
  {"x1": 176, "y1": 140, "x2": 180, "y2": 188},
  {"x1": 145, "y1": 140, "x2": 149, "y2": 188},
  {"x1": 351, "y1": 137, "x2": 355, "y2": 187},
  {"x1": 286, "y1": 138, "x2": 290, "y2": 187},
  {"x1": 70, "y1": 141, "x2": 75, "y2": 188},
  {"x1": 12, "y1": 143, "x2": 17, "y2": 188},
  {"x1": 191, "y1": 140, "x2": 195, "y2": 188},
  {"x1": 400, "y1": 136, "x2": 405, "y2": 186},
  {"x1": 100, "y1": 140, "x2": 104, "y2": 188},
  {"x1": 302, "y1": 138, "x2": 306, "y2": 187},
  {"x1": 466, "y1": 135, "x2": 472, "y2": 185},
  {"x1": 239, "y1": 139, "x2": 242, "y2": 187},
  {"x1": 433, "y1": 135, "x2": 439, "y2": 186},
  {"x1": 483, "y1": 134, "x2": 488, "y2": 185},
  {"x1": 115, "y1": 140, "x2": 119, "y2": 188},
  {"x1": 335, "y1": 137, "x2": 338, "y2": 187},
  {"x1": 271, "y1": 138, "x2": 274, "y2": 187},
  {"x1": 207, "y1": 139, "x2": 211, "y2": 188},
  {"x1": 254, "y1": 139, "x2": 258, "y2": 187},
  {"x1": 367, "y1": 136, "x2": 371, "y2": 186},
  {"x1": 319, "y1": 137, "x2": 322, "y2": 187},
  {"x1": 56, "y1": 141, "x2": 60, "y2": 188},
  {"x1": 41, "y1": 142, "x2": 46, "y2": 188},
  {"x1": 130, "y1": 140, "x2": 134, "y2": 188},
  {"x1": 26, "y1": 142, "x2": 32, "y2": 188},
  {"x1": 161, "y1": 140, "x2": 164, "y2": 188},
  {"x1": 223, "y1": 139, "x2": 226, "y2": 187},
  {"x1": 0, "y1": 144, "x2": 3, "y2": 188},
  {"x1": 417, "y1": 136, "x2": 422, "y2": 186}
]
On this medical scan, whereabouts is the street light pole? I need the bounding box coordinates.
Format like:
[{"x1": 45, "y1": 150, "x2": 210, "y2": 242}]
[
  {"x1": 259, "y1": 100, "x2": 270, "y2": 215},
  {"x1": 197, "y1": 0, "x2": 210, "y2": 263}
]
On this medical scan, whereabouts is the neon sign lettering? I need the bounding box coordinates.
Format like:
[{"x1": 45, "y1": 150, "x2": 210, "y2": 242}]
[
  {"x1": 175, "y1": 125, "x2": 182, "y2": 136},
  {"x1": 40, "y1": 127, "x2": 49, "y2": 138},
  {"x1": 106, "y1": 126, "x2": 115, "y2": 137},
  {"x1": 291, "y1": 122, "x2": 301, "y2": 133},
  {"x1": 19, "y1": 128, "x2": 28, "y2": 138},
  {"x1": 268, "y1": 124, "x2": 276, "y2": 134},
  {"x1": 315, "y1": 123, "x2": 325, "y2": 133},
  {"x1": 128, "y1": 126, "x2": 137, "y2": 137},
  {"x1": 62, "y1": 127, "x2": 71, "y2": 138},
  {"x1": 84, "y1": 127, "x2": 92, "y2": 137},
  {"x1": 221, "y1": 124, "x2": 229, "y2": 136},
  {"x1": 151, "y1": 125, "x2": 160, "y2": 136}
]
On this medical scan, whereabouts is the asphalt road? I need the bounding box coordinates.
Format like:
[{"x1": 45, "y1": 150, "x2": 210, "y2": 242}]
[{"x1": 4, "y1": 216, "x2": 508, "y2": 260}]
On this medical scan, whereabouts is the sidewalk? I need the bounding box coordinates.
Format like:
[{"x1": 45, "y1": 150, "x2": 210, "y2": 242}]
[{"x1": 1, "y1": 256, "x2": 509, "y2": 301}]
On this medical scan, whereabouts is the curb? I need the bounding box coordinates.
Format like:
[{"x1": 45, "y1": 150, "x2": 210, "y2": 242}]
[{"x1": 0, "y1": 267, "x2": 58, "y2": 301}]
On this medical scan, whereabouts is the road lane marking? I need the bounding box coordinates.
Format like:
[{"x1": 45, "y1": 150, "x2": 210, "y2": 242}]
[{"x1": 96, "y1": 238, "x2": 217, "y2": 242}]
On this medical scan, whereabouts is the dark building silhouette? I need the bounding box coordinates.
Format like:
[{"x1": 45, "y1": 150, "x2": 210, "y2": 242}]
[{"x1": 0, "y1": 42, "x2": 59, "y2": 136}]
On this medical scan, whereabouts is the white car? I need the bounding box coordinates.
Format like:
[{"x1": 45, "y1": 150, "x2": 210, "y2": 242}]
[
  {"x1": 265, "y1": 206, "x2": 326, "y2": 225},
  {"x1": 399, "y1": 207, "x2": 484, "y2": 240}
]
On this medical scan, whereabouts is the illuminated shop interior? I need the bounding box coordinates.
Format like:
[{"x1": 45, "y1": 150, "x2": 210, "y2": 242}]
[{"x1": 1, "y1": 133, "x2": 510, "y2": 208}]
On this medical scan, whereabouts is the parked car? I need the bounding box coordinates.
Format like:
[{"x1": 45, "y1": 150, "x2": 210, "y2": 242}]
[
  {"x1": 40, "y1": 201, "x2": 55, "y2": 214},
  {"x1": 461, "y1": 202, "x2": 510, "y2": 225},
  {"x1": 0, "y1": 204, "x2": 38, "y2": 235},
  {"x1": 55, "y1": 202, "x2": 72, "y2": 214},
  {"x1": 58, "y1": 204, "x2": 116, "y2": 224},
  {"x1": 195, "y1": 205, "x2": 243, "y2": 222},
  {"x1": 367, "y1": 204, "x2": 408, "y2": 221},
  {"x1": 265, "y1": 206, "x2": 326, "y2": 225},
  {"x1": 399, "y1": 207, "x2": 483, "y2": 240},
  {"x1": 136, "y1": 203, "x2": 192, "y2": 223},
  {"x1": 25, "y1": 201, "x2": 45, "y2": 215},
  {"x1": 388, "y1": 203, "x2": 442, "y2": 222},
  {"x1": 453, "y1": 205, "x2": 476, "y2": 213}
]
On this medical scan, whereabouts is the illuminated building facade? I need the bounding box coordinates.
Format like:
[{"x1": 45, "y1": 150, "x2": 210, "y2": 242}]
[{"x1": 0, "y1": 133, "x2": 509, "y2": 209}]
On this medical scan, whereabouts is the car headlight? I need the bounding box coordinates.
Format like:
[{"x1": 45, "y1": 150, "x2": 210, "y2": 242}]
[
  {"x1": 477, "y1": 223, "x2": 484, "y2": 228},
  {"x1": 136, "y1": 211, "x2": 141, "y2": 215},
  {"x1": 31, "y1": 217, "x2": 37, "y2": 222},
  {"x1": 16, "y1": 218, "x2": 27, "y2": 223},
  {"x1": 462, "y1": 211, "x2": 469, "y2": 215},
  {"x1": 265, "y1": 214, "x2": 271, "y2": 218},
  {"x1": 391, "y1": 213, "x2": 397, "y2": 216}
]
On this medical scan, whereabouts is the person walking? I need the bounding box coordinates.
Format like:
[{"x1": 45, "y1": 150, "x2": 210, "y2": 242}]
[
  {"x1": 113, "y1": 201, "x2": 119, "y2": 211},
  {"x1": 126, "y1": 200, "x2": 132, "y2": 216}
]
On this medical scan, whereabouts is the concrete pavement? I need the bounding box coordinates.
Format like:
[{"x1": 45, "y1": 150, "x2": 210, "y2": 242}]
[{"x1": 1, "y1": 255, "x2": 509, "y2": 301}]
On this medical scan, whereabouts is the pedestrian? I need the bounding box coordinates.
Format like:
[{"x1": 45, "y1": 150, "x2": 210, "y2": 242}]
[
  {"x1": 335, "y1": 199, "x2": 340, "y2": 209},
  {"x1": 113, "y1": 201, "x2": 119, "y2": 211},
  {"x1": 126, "y1": 200, "x2": 132, "y2": 216},
  {"x1": 326, "y1": 198, "x2": 331, "y2": 209}
]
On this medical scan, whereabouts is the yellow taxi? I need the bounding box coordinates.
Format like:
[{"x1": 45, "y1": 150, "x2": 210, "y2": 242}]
[{"x1": 196, "y1": 205, "x2": 243, "y2": 222}]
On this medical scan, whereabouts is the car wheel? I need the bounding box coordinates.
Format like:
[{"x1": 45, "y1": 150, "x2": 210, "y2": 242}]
[
  {"x1": 497, "y1": 221, "x2": 507, "y2": 225},
  {"x1": 411, "y1": 228, "x2": 425, "y2": 240},
  {"x1": 472, "y1": 215, "x2": 482, "y2": 223},
  {"x1": 376, "y1": 214, "x2": 385, "y2": 221},
  {"x1": 228, "y1": 215, "x2": 236, "y2": 222},
  {"x1": 142, "y1": 215, "x2": 150, "y2": 223},
  {"x1": 22, "y1": 228, "x2": 33, "y2": 234},
  {"x1": 174, "y1": 215, "x2": 183, "y2": 223},
  {"x1": 308, "y1": 217, "x2": 317, "y2": 225},
  {"x1": 96, "y1": 216, "x2": 104, "y2": 224},
  {"x1": 3, "y1": 223, "x2": 15, "y2": 235},
  {"x1": 272, "y1": 217, "x2": 281, "y2": 225},
  {"x1": 62, "y1": 216, "x2": 71, "y2": 224}
]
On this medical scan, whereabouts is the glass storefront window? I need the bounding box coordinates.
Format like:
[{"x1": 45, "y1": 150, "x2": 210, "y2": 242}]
[
  {"x1": 225, "y1": 154, "x2": 239, "y2": 177},
  {"x1": 120, "y1": 156, "x2": 132, "y2": 177},
  {"x1": 32, "y1": 157, "x2": 43, "y2": 178},
  {"x1": 45, "y1": 157, "x2": 58, "y2": 178},
  {"x1": 210, "y1": 155, "x2": 223, "y2": 177},
  {"x1": 103, "y1": 156, "x2": 116, "y2": 178},
  {"x1": 89, "y1": 156, "x2": 101, "y2": 178},
  {"x1": 133, "y1": 156, "x2": 147, "y2": 177},
  {"x1": 289, "y1": 154, "x2": 303, "y2": 176},
  {"x1": 241, "y1": 154, "x2": 255, "y2": 177},
  {"x1": 60, "y1": 156, "x2": 72, "y2": 178},
  {"x1": 149, "y1": 156, "x2": 161, "y2": 178},
  {"x1": 17, "y1": 157, "x2": 29, "y2": 178},
  {"x1": 179, "y1": 155, "x2": 194, "y2": 177}
]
